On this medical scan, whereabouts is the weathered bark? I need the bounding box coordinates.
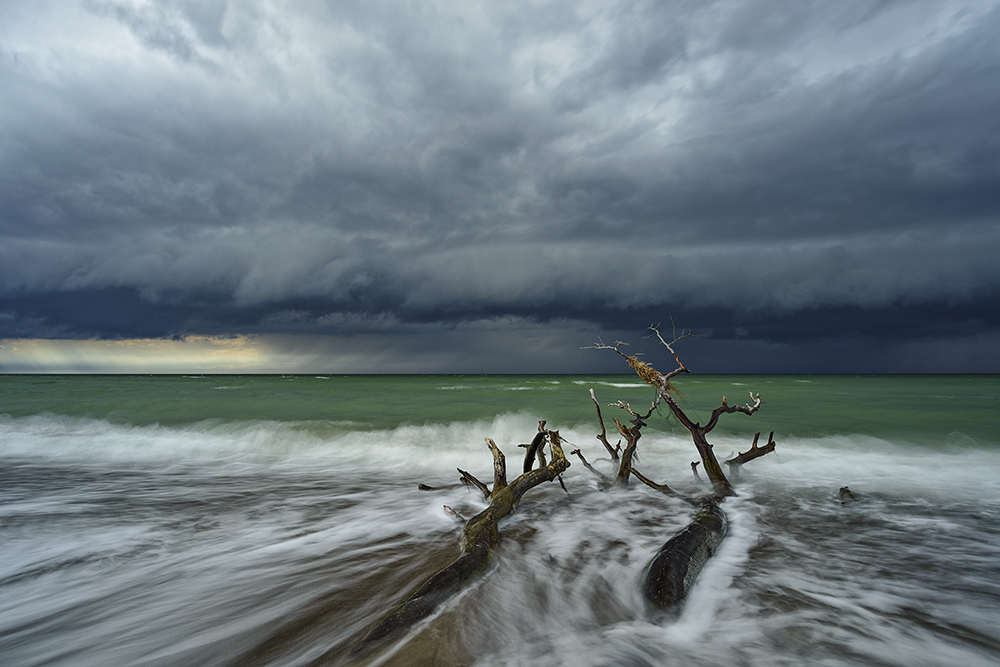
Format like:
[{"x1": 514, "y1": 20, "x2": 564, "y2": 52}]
[
  {"x1": 357, "y1": 431, "x2": 570, "y2": 651},
  {"x1": 522, "y1": 421, "x2": 548, "y2": 473},
  {"x1": 609, "y1": 398, "x2": 658, "y2": 487},
  {"x1": 586, "y1": 326, "x2": 774, "y2": 619},
  {"x1": 656, "y1": 388, "x2": 760, "y2": 497},
  {"x1": 612, "y1": 417, "x2": 642, "y2": 486},
  {"x1": 486, "y1": 438, "x2": 508, "y2": 491},
  {"x1": 643, "y1": 498, "x2": 728, "y2": 612}
]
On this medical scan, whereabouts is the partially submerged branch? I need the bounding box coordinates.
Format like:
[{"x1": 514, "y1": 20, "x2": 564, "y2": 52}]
[
  {"x1": 609, "y1": 395, "x2": 660, "y2": 487},
  {"x1": 358, "y1": 430, "x2": 570, "y2": 651},
  {"x1": 570, "y1": 448, "x2": 611, "y2": 487},
  {"x1": 486, "y1": 438, "x2": 508, "y2": 492},
  {"x1": 588, "y1": 326, "x2": 746, "y2": 497},
  {"x1": 629, "y1": 467, "x2": 697, "y2": 506},
  {"x1": 522, "y1": 421, "x2": 548, "y2": 473},
  {"x1": 590, "y1": 389, "x2": 620, "y2": 460},
  {"x1": 457, "y1": 468, "x2": 491, "y2": 501},
  {"x1": 725, "y1": 431, "x2": 776, "y2": 476}
]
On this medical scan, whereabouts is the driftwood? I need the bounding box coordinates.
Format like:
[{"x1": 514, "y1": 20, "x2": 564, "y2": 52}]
[
  {"x1": 522, "y1": 420, "x2": 548, "y2": 473},
  {"x1": 725, "y1": 431, "x2": 776, "y2": 480},
  {"x1": 357, "y1": 429, "x2": 570, "y2": 652},
  {"x1": 354, "y1": 323, "x2": 778, "y2": 658},
  {"x1": 643, "y1": 497, "x2": 727, "y2": 612},
  {"x1": 586, "y1": 322, "x2": 776, "y2": 613},
  {"x1": 590, "y1": 388, "x2": 621, "y2": 460},
  {"x1": 570, "y1": 447, "x2": 611, "y2": 489}
]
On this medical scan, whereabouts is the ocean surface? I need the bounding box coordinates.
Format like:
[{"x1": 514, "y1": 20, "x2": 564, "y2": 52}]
[{"x1": 1, "y1": 374, "x2": 999, "y2": 666}]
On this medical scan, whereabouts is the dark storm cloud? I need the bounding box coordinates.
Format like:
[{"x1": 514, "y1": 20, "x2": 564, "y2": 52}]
[{"x1": 1, "y1": 0, "x2": 999, "y2": 371}]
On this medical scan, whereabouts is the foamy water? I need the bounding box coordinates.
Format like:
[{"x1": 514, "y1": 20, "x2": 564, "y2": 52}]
[{"x1": 2, "y1": 408, "x2": 999, "y2": 667}]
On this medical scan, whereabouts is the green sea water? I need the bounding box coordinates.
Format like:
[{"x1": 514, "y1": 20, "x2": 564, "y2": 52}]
[
  {"x1": 3, "y1": 373, "x2": 1000, "y2": 666},
  {"x1": 1, "y1": 374, "x2": 997, "y2": 445}
]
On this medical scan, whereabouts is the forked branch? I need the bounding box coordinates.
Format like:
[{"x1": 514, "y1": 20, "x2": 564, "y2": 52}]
[
  {"x1": 360, "y1": 430, "x2": 570, "y2": 652},
  {"x1": 725, "y1": 431, "x2": 776, "y2": 470},
  {"x1": 644, "y1": 318, "x2": 706, "y2": 383},
  {"x1": 704, "y1": 392, "x2": 762, "y2": 433}
]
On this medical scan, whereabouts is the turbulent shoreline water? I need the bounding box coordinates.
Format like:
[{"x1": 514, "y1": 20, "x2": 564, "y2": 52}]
[{"x1": 1, "y1": 375, "x2": 999, "y2": 666}]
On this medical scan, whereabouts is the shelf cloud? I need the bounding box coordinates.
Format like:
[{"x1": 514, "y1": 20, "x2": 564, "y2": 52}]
[{"x1": 2, "y1": 0, "x2": 999, "y2": 372}]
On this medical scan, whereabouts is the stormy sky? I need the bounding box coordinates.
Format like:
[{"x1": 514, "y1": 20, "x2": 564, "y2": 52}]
[{"x1": 1, "y1": 0, "x2": 999, "y2": 373}]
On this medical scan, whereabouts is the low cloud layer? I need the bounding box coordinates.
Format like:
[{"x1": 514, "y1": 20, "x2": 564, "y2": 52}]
[{"x1": 2, "y1": 0, "x2": 999, "y2": 372}]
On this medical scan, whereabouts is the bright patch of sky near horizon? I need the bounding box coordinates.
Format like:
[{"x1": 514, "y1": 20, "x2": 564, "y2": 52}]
[{"x1": 1, "y1": 0, "x2": 999, "y2": 372}]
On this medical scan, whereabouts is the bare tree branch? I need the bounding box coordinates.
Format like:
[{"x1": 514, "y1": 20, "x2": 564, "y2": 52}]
[
  {"x1": 570, "y1": 448, "x2": 611, "y2": 487},
  {"x1": 522, "y1": 420, "x2": 548, "y2": 473},
  {"x1": 590, "y1": 388, "x2": 620, "y2": 460},
  {"x1": 704, "y1": 392, "x2": 762, "y2": 433},
  {"x1": 644, "y1": 318, "x2": 706, "y2": 383},
  {"x1": 724, "y1": 431, "x2": 777, "y2": 478},
  {"x1": 629, "y1": 467, "x2": 698, "y2": 505},
  {"x1": 588, "y1": 322, "x2": 769, "y2": 498},
  {"x1": 442, "y1": 505, "x2": 466, "y2": 523},
  {"x1": 611, "y1": 394, "x2": 661, "y2": 420},
  {"x1": 457, "y1": 468, "x2": 491, "y2": 501},
  {"x1": 580, "y1": 337, "x2": 631, "y2": 357},
  {"x1": 612, "y1": 416, "x2": 645, "y2": 487},
  {"x1": 485, "y1": 438, "x2": 508, "y2": 492},
  {"x1": 361, "y1": 431, "x2": 571, "y2": 651}
]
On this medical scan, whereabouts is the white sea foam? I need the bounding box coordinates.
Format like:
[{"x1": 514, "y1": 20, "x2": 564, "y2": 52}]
[{"x1": 2, "y1": 413, "x2": 1000, "y2": 666}]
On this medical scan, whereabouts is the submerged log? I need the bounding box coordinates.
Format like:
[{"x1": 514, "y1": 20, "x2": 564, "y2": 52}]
[
  {"x1": 643, "y1": 498, "x2": 728, "y2": 612},
  {"x1": 357, "y1": 430, "x2": 570, "y2": 651}
]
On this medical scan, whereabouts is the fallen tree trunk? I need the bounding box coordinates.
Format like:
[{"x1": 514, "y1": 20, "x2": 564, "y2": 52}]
[
  {"x1": 642, "y1": 497, "x2": 727, "y2": 612},
  {"x1": 357, "y1": 430, "x2": 570, "y2": 651}
]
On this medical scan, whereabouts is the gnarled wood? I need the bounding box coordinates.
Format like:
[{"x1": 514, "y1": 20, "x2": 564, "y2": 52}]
[
  {"x1": 486, "y1": 438, "x2": 508, "y2": 492},
  {"x1": 725, "y1": 431, "x2": 776, "y2": 480},
  {"x1": 522, "y1": 421, "x2": 548, "y2": 473},
  {"x1": 587, "y1": 324, "x2": 778, "y2": 619},
  {"x1": 612, "y1": 417, "x2": 642, "y2": 486},
  {"x1": 358, "y1": 431, "x2": 570, "y2": 651}
]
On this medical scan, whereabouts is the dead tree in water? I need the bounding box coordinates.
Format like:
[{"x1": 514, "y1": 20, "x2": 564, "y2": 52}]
[
  {"x1": 586, "y1": 322, "x2": 775, "y2": 612},
  {"x1": 356, "y1": 427, "x2": 569, "y2": 652}
]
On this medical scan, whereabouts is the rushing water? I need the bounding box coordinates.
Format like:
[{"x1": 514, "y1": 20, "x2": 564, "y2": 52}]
[{"x1": 1, "y1": 374, "x2": 999, "y2": 666}]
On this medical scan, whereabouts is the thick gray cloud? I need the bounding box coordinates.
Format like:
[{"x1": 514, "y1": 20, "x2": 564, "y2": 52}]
[{"x1": 1, "y1": 0, "x2": 999, "y2": 372}]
